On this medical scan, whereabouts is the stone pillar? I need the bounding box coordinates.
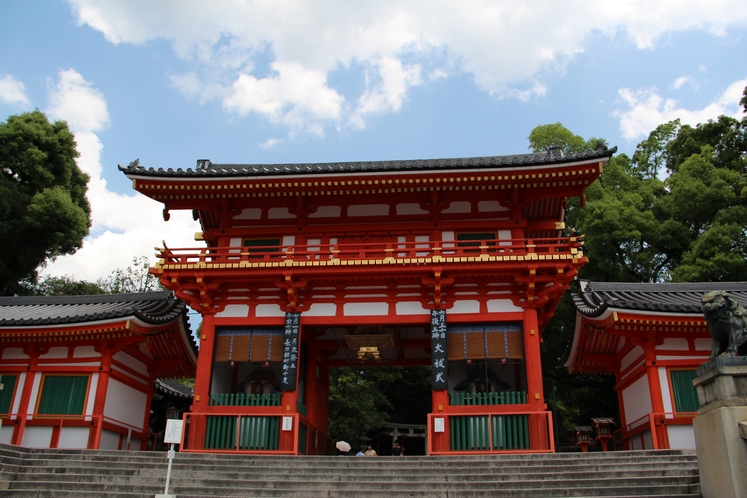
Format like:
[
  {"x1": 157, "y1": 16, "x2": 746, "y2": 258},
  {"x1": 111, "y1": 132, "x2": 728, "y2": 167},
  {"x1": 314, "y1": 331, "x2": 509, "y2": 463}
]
[{"x1": 692, "y1": 357, "x2": 747, "y2": 498}]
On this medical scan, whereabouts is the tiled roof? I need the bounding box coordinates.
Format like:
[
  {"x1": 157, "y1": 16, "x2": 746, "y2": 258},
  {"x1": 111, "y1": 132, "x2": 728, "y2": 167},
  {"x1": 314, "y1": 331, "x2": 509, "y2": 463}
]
[
  {"x1": 0, "y1": 291, "x2": 188, "y2": 327},
  {"x1": 155, "y1": 378, "x2": 193, "y2": 399},
  {"x1": 119, "y1": 145, "x2": 617, "y2": 178},
  {"x1": 572, "y1": 280, "x2": 747, "y2": 317}
]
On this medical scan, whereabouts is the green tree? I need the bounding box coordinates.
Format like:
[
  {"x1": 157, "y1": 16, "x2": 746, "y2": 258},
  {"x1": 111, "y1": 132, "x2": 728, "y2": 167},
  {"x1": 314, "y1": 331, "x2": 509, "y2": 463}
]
[
  {"x1": 327, "y1": 366, "x2": 431, "y2": 448},
  {"x1": 537, "y1": 85, "x2": 747, "y2": 440},
  {"x1": 0, "y1": 110, "x2": 91, "y2": 295},
  {"x1": 97, "y1": 256, "x2": 164, "y2": 294},
  {"x1": 31, "y1": 275, "x2": 105, "y2": 296},
  {"x1": 528, "y1": 122, "x2": 606, "y2": 155}
]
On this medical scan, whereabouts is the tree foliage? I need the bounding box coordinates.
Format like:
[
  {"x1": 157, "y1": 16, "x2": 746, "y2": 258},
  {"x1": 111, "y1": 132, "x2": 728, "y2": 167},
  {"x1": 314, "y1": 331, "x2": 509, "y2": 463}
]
[
  {"x1": 96, "y1": 256, "x2": 164, "y2": 294},
  {"x1": 327, "y1": 366, "x2": 431, "y2": 448},
  {"x1": 0, "y1": 110, "x2": 91, "y2": 295},
  {"x1": 537, "y1": 87, "x2": 747, "y2": 440},
  {"x1": 528, "y1": 122, "x2": 606, "y2": 155}
]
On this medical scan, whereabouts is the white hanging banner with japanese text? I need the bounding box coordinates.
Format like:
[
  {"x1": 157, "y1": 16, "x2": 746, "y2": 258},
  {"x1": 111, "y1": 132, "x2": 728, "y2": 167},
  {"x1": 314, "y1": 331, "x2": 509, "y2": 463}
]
[
  {"x1": 431, "y1": 309, "x2": 448, "y2": 390},
  {"x1": 281, "y1": 311, "x2": 300, "y2": 391}
]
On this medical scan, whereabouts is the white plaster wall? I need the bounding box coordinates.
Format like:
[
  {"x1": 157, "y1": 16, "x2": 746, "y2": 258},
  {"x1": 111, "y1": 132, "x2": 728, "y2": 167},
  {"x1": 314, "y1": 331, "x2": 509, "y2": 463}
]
[
  {"x1": 103, "y1": 379, "x2": 148, "y2": 429},
  {"x1": 442, "y1": 201, "x2": 470, "y2": 213},
  {"x1": 621, "y1": 346, "x2": 644, "y2": 372},
  {"x1": 87, "y1": 373, "x2": 99, "y2": 417},
  {"x1": 234, "y1": 208, "x2": 261, "y2": 219},
  {"x1": 216, "y1": 305, "x2": 250, "y2": 318},
  {"x1": 348, "y1": 204, "x2": 389, "y2": 216},
  {"x1": 268, "y1": 207, "x2": 295, "y2": 219},
  {"x1": 309, "y1": 206, "x2": 341, "y2": 218},
  {"x1": 643, "y1": 430, "x2": 653, "y2": 449},
  {"x1": 113, "y1": 352, "x2": 148, "y2": 377},
  {"x1": 304, "y1": 303, "x2": 337, "y2": 316},
  {"x1": 73, "y1": 346, "x2": 100, "y2": 358},
  {"x1": 449, "y1": 300, "x2": 480, "y2": 314},
  {"x1": 477, "y1": 200, "x2": 508, "y2": 212},
  {"x1": 487, "y1": 299, "x2": 522, "y2": 312},
  {"x1": 622, "y1": 375, "x2": 653, "y2": 424},
  {"x1": 99, "y1": 429, "x2": 121, "y2": 450},
  {"x1": 11, "y1": 373, "x2": 26, "y2": 416},
  {"x1": 395, "y1": 302, "x2": 429, "y2": 315},
  {"x1": 255, "y1": 304, "x2": 285, "y2": 317},
  {"x1": 667, "y1": 425, "x2": 696, "y2": 449},
  {"x1": 39, "y1": 347, "x2": 68, "y2": 359},
  {"x1": 343, "y1": 303, "x2": 388, "y2": 316},
  {"x1": 695, "y1": 338, "x2": 712, "y2": 351},
  {"x1": 396, "y1": 203, "x2": 428, "y2": 215},
  {"x1": 282, "y1": 235, "x2": 295, "y2": 247},
  {"x1": 2, "y1": 348, "x2": 28, "y2": 360},
  {"x1": 0, "y1": 426, "x2": 13, "y2": 444},
  {"x1": 21, "y1": 426, "x2": 52, "y2": 447},
  {"x1": 27, "y1": 375, "x2": 42, "y2": 416},
  {"x1": 659, "y1": 338, "x2": 689, "y2": 351},
  {"x1": 659, "y1": 367, "x2": 673, "y2": 413},
  {"x1": 57, "y1": 427, "x2": 90, "y2": 449}
]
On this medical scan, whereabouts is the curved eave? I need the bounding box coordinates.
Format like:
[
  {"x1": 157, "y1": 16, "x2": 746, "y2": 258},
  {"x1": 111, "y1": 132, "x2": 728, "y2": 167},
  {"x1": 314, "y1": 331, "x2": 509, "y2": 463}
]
[{"x1": 119, "y1": 147, "x2": 617, "y2": 179}]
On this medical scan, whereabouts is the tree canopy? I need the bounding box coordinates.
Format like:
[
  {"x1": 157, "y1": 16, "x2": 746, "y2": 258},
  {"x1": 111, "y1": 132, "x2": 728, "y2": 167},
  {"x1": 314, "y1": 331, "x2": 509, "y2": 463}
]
[
  {"x1": 535, "y1": 85, "x2": 747, "y2": 440},
  {"x1": 0, "y1": 110, "x2": 91, "y2": 295}
]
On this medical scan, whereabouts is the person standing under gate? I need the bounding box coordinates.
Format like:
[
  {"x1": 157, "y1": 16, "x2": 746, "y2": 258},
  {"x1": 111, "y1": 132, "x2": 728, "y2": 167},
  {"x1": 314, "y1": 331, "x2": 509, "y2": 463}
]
[{"x1": 365, "y1": 445, "x2": 377, "y2": 457}]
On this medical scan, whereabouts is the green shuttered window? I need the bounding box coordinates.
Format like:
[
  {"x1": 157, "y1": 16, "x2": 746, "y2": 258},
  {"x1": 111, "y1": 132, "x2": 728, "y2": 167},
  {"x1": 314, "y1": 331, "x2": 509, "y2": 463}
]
[
  {"x1": 37, "y1": 375, "x2": 88, "y2": 415},
  {"x1": 0, "y1": 375, "x2": 17, "y2": 414},
  {"x1": 670, "y1": 370, "x2": 699, "y2": 413}
]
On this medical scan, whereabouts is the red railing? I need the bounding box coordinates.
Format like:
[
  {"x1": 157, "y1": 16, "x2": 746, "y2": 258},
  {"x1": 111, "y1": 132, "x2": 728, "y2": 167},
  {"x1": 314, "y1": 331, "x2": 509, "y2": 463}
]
[
  {"x1": 427, "y1": 410, "x2": 555, "y2": 455},
  {"x1": 2, "y1": 413, "x2": 148, "y2": 450},
  {"x1": 156, "y1": 236, "x2": 583, "y2": 267},
  {"x1": 620, "y1": 412, "x2": 697, "y2": 450}
]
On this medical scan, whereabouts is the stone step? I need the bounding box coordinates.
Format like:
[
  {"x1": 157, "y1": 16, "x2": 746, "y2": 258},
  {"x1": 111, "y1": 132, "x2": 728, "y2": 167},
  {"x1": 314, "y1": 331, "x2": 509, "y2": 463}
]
[
  {"x1": 0, "y1": 478, "x2": 699, "y2": 497},
  {"x1": 0, "y1": 444, "x2": 701, "y2": 497}
]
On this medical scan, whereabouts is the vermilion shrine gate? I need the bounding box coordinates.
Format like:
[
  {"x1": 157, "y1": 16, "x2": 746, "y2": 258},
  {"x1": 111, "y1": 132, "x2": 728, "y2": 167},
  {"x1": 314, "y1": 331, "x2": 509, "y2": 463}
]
[{"x1": 120, "y1": 146, "x2": 615, "y2": 455}]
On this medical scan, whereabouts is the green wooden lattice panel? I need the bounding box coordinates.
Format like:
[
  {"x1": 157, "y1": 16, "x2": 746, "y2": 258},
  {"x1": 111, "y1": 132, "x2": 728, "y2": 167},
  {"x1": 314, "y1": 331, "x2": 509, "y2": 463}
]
[
  {"x1": 37, "y1": 376, "x2": 88, "y2": 415},
  {"x1": 671, "y1": 370, "x2": 700, "y2": 412}
]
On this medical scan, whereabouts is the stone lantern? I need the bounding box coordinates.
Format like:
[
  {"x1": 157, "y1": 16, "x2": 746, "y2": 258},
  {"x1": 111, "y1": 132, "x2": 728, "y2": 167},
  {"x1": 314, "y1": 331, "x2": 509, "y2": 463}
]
[
  {"x1": 573, "y1": 426, "x2": 593, "y2": 452},
  {"x1": 591, "y1": 417, "x2": 615, "y2": 451}
]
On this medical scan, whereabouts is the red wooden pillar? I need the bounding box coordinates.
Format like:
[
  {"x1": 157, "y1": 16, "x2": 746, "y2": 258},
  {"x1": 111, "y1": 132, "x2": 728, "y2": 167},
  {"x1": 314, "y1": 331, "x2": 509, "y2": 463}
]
[
  {"x1": 430, "y1": 390, "x2": 450, "y2": 453},
  {"x1": 642, "y1": 338, "x2": 667, "y2": 448},
  {"x1": 189, "y1": 312, "x2": 217, "y2": 449},
  {"x1": 11, "y1": 348, "x2": 45, "y2": 446},
  {"x1": 523, "y1": 307, "x2": 547, "y2": 450},
  {"x1": 89, "y1": 345, "x2": 116, "y2": 449},
  {"x1": 613, "y1": 370, "x2": 628, "y2": 450}
]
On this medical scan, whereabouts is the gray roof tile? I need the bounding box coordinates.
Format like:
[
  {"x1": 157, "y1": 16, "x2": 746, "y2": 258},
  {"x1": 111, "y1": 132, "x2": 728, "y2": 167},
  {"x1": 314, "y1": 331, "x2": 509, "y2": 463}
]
[
  {"x1": 0, "y1": 291, "x2": 187, "y2": 327},
  {"x1": 119, "y1": 146, "x2": 617, "y2": 178},
  {"x1": 572, "y1": 280, "x2": 747, "y2": 317}
]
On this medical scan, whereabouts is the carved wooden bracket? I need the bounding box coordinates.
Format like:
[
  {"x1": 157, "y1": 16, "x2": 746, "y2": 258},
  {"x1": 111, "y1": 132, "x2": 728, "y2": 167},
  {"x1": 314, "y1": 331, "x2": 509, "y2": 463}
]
[
  {"x1": 276, "y1": 273, "x2": 308, "y2": 312},
  {"x1": 421, "y1": 269, "x2": 454, "y2": 309}
]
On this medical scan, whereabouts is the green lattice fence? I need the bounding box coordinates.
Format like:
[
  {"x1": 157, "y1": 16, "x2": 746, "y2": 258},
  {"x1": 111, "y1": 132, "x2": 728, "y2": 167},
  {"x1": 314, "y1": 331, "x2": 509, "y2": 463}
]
[
  {"x1": 205, "y1": 415, "x2": 280, "y2": 450},
  {"x1": 450, "y1": 414, "x2": 529, "y2": 451}
]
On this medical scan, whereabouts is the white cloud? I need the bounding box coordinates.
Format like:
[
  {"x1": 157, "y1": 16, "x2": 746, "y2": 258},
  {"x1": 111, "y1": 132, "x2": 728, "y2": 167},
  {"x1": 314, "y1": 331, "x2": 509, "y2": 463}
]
[
  {"x1": 670, "y1": 76, "x2": 698, "y2": 91},
  {"x1": 65, "y1": 0, "x2": 747, "y2": 134},
  {"x1": 350, "y1": 57, "x2": 423, "y2": 129},
  {"x1": 223, "y1": 62, "x2": 343, "y2": 136},
  {"x1": 47, "y1": 69, "x2": 110, "y2": 134},
  {"x1": 614, "y1": 78, "x2": 747, "y2": 141},
  {"x1": 0, "y1": 75, "x2": 31, "y2": 107},
  {"x1": 42, "y1": 70, "x2": 200, "y2": 282}
]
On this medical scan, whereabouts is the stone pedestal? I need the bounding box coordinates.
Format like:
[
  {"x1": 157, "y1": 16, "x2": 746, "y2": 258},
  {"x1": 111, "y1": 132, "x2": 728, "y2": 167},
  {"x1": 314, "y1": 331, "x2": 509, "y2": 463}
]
[{"x1": 692, "y1": 357, "x2": 747, "y2": 498}]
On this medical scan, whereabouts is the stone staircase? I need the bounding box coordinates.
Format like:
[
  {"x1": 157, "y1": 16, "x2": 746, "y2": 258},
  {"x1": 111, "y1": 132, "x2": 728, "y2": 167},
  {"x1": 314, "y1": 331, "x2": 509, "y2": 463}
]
[{"x1": 0, "y1": 444, "x2": 701, "y2": 497}]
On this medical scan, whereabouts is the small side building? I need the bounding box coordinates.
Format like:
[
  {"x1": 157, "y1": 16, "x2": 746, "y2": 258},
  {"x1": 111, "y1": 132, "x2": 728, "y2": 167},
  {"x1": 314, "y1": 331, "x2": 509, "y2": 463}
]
[
  {"x1": 566, "y1": 280, "x2": 747, "y2": 450},
  {"x1": 0, "y1": 292, "x2": 196, "y2": 450}
]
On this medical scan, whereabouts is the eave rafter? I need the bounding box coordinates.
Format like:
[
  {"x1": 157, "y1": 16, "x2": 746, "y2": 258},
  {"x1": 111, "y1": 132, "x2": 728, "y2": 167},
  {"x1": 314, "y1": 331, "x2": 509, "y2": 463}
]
[{"x1": 131, "y1": 163, "x2": 603, "y2": 208}]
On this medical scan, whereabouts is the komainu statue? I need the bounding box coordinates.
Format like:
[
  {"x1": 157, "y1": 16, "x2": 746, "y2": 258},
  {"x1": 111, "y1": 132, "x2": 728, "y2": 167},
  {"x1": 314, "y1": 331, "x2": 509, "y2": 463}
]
[{"x1": 701, "y1": 290, "x2": 747, "y2": 357}]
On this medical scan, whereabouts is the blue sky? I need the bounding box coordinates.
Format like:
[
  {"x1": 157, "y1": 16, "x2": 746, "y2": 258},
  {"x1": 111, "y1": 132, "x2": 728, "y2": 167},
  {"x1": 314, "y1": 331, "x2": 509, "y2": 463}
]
[{"x1": 1, "y1": 0, "x2": 746, "y2": 283}]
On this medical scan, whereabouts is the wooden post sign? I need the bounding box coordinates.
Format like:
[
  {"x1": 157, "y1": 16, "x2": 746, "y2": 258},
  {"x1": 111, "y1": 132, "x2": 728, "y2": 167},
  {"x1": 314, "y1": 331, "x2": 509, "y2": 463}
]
[
  {"x1": 281, "y1": 312, "x2": 300, "y2": 391},
  {"x1": 431, "y1": 309, "x2": 448, "y2": 390}
]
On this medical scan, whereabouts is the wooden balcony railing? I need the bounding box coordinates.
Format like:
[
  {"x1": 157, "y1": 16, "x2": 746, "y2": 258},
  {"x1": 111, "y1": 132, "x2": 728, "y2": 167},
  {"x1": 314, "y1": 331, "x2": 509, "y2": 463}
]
[{"x1": 155, "y1": 236, "x2": 583, "y2": 269}]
